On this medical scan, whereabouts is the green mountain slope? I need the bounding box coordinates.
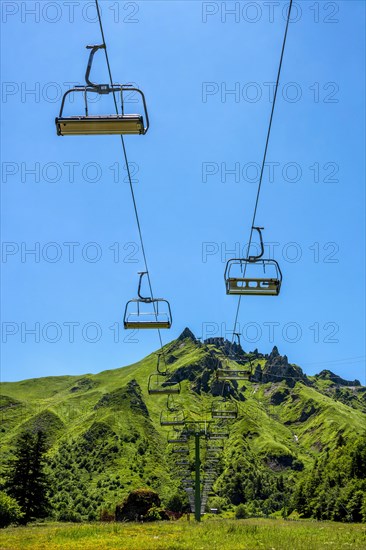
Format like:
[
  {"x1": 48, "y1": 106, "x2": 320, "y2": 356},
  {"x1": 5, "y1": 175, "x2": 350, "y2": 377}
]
[{"x1": 1, "y1": 329, "x2": 365, "y2": 521}]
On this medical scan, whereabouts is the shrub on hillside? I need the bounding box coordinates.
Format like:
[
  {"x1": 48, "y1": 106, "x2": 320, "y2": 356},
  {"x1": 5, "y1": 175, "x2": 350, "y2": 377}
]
[
  {"x1": 0, "y1": 491, "x2": 24, "y2": 528},
  {"x1": 209, "y1": 496, "x2": 227, "y2": 513},
  {"x1": 115, "y1": 488, "x2": 161, "y2": 522},
  {"x1": 100, "y1": 508, "x2": 115, "y2": 522},
  {"x1": 235, "y1": 504, "x2": 247, "y2": 519},
  {"x1": 166, "y1": 494, "x2": 184, "y2": 514},
  {"x1": 145, "y1": 505, "x2": 170, "y2": 522}
]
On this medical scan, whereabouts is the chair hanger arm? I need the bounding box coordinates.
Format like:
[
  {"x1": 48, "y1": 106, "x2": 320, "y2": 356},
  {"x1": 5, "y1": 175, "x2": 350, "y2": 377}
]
[{"x1": 85, "y1": 44, "x2": 106, "y2": 88}]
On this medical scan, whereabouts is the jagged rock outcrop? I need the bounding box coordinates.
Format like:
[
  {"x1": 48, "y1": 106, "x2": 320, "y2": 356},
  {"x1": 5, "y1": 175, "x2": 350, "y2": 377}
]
[
  {"x1": 251, "y1": 364, "x2": 263, "y2": 383},
  {"x1": 210, "y1": 378, "x2": 239, "y2": 398},
  {"x1": 315, "y1": 370, "x2": 361, "y2": 387},
  {"x1": 204, "y1": 337, "x2": 247, "y2": 362},
  {"x1": 270, "y1": 387, "x2": 290, "y2": 405},
  {"x1": 262, "y1": 347, "x2": 310, "y2": 388},
  {"x1": 168, "y1": 353, "x2": 217, "y2": 391},
  {"x1": 177, "y1": 327, "x2": 196, "y2": 342},
  {"x1": 166, "y1": 354, "x2": 177, "y2": 365}
]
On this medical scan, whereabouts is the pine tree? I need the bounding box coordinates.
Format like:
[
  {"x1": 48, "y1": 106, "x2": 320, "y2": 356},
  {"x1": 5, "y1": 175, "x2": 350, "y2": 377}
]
[{"x1": 6, "y1": 429, "x2": 51, "y2": 524}]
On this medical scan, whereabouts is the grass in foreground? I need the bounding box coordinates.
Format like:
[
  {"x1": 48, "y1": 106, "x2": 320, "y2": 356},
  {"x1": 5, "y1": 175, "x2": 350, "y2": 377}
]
[{"x1": 0, "y1": 518, "x2": 366, "y2": 550}]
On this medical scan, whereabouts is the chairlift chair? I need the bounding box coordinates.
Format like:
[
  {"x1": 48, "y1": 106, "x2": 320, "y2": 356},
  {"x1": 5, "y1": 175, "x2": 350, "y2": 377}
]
[
  {"x1": 175, "y1": 460, "x2": 190, "y2": 466},
  {"x1": 148, "y1": 373, "x2": 180, "y2": 395},
  {"x1": 177, "y1": 470, "x2": 191, "y2": 477},
  {"x1": 208, "y1": 430, "x2": 229, "y2": 440},
  {"x1": 225, "y1": 227, "x2": 282, "y2": 296},
  {"x1": 217, "y1": 359, "x2": 252, "y2": 381},
  {"x1": 160, "y1": 409, "x2": 185, "y2": 426},
  {"x1": 56, "y1": 45, "x2": 149, "y2": 136},
  {"x1": 211, "y1": 398, "x2": 238, "y2": 420},
  {"x1": 166, "y1": 393, "x2": 182, "y2": 412},
  {"x1": 207, "y1": 445, "x2": 224, "y2": 452},
  {"x1": 124, "y1": 272, "x2": 172, "y2": 329},
  {"x1": 167, "y1": 432, "x2": 189, "y2": 444},
  {"x1": 206, "y1": 452, "x2": 220, "y2": 460}
]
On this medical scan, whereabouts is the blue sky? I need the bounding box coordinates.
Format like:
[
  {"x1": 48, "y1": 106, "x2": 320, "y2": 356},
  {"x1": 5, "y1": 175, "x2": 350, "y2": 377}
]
[{"x1": 1, "y1": 0, "x2": 365, "y2": 383}]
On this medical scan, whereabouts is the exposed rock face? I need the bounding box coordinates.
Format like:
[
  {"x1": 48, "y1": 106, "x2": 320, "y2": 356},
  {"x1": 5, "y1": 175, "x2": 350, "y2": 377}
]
[
  {"x1": 270, "y1": 387, "x2": 290, "y2": 405},
  {"x1": 169, "y1": 353, "x2": 218, "y2": 393},
  {"x1": 204, "y1": 337, "x2": 246, "y2": 362},
  {"x1": 262, "y1": 347, "x2": 310, "y2": 388},
  {"x1": 70, "y1": 377, "x2": 98, "y2": 393},
  {"x1": 94, "y1": 380, "x2": 149, "y2": 417},
  {"x1": 210, "y1": 378, "x2": 238, "y2": 398},
  {"x1": 177, "y1": 327, "x2": 196, "y2": 342},
  {"x1": 166, "y1": 354, "x2": 177, "y2": 365},
  {"x1": 251, "y1": 364, "x2": 263, "y2": 383},
  {"x1": 315, "y1": 370, "x2": 361, "y2": 387}
]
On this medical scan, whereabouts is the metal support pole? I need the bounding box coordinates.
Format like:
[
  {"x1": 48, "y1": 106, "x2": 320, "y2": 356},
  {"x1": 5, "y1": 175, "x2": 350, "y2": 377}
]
[{"x1": 194, "y1": 433, "x2": 201, "y2": 522}]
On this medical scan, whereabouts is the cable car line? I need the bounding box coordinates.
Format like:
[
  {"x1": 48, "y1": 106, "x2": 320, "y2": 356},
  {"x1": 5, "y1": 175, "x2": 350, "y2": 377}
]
[
  {"x1": 94, "y1": 0, "x2": 166, "y2": 352},
  {"x1": 230, "y1": 0, "x2": 293, "y2": 341}
]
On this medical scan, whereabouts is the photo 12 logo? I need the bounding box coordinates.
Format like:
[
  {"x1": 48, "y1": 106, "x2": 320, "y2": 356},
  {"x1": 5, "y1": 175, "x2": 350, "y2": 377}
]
[
  {"x1": 1, "y1": 241, "x2": 140, "y2": 264},
  {"x1": 202, "y1": 81, "x2": 339, "y2": 104},
  {"x1": 201, "y1": 321, "x2": 340, "y2": 344},
  {"x1": 1, "y1": 1, "x2": 140, "y2": 24},
  {"x1": 201, "y1": 161, "x2": 339, "y2": 184},
  {"x1": 201, "y1": 241, "x2": 340, "y2": 265},
  {"x1": 201, "y1": 2, "x2": 340, "y2": 24},
  {"x1": 2, "y1": 161, "x2": 139, "y2": 184},
  {"x1": 1, "y1": 321, "x2": 139, "y2": 344}
]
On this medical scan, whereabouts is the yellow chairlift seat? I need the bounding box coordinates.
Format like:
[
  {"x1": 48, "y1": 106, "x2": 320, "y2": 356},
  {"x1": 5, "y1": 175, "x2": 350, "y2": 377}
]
[
  {"x1": 224, "y1": 227, "x2": 282, "y2": 296},
  {"x1": 179, "y1": 472, "x2": 191, "y2": 478},
  {"x1": 124, "y1": 317, "x2": 172, "y2": 330},
  {"x1": 56, "y1": 114, "x2": 145, "y2": 136},
  {"x1": 217, "y1": 368, "x2": 251, "y2": 380},
  {"x1": 168, "y1": 433, "x2": 189, "y2": 444},
  {"x1": 160, "y1": 410, "x2": 185, "y2": 426},
  {"x1": 211, "y1": 409, "x2": 237, "y2": 419},
  {"x1": 226, "y1": 276, "x2": 281, "y2": 296},
  {"x1": 56, "y1": 45, "x2": 149, "y2": 137},
  {"x1": 148, "y1": 373, "x2": 180, "y2": 395},
  {"x1": 206, "y1": 450, "x2": 220, "y2": 458},
  {"x1": 207, "y1": 432, "x2": 228, "y2": 440},
  {"x1": 217, "y1": 355, "x2": 253, "y2": 380},
  {"x1": 211, "y1": 400, "x2": 238, "y2": 420},
  {"x1": 124, "y1": 272, "x2": 172, "y2": 330}
]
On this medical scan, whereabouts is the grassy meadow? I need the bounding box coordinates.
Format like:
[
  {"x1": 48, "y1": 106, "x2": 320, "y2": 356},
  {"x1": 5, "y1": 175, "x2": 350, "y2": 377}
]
[{"x1": 0, "y1": 519, "x2": 365, "y2": 550}]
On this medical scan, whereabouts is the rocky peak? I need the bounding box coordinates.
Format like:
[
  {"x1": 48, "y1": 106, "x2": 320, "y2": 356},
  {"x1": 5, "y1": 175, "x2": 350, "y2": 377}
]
[
  {"x1": 315, "y1": 370, "x2": 361, "y2": 387},
  {"x1": 177, "y1": 327, "x2": 196, "y2": 342},
  {"x1": 262, "y1": 349, "x2": 309, "y2": 388},
  {"x1": 268, "y1": 346, "x2": 280, "y2": 361},
  {"x1": 204, "y1": 337, "x2": 245, "y2": 359}
]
